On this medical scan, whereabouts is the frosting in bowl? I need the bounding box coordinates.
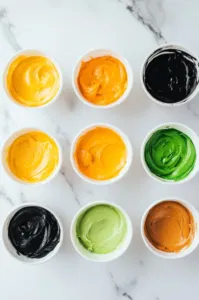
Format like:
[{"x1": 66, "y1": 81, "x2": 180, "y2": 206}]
[
  {"x1": 76, "y1": 204, "x2": 127, "y2": 254},
  {"x1": 6, "y1": 55, "x2": 60, "y2": 107},
  {"x1": 143, "y1": 48, "x2": 199, "y2": 104},
  {"x1": 8, "y1": 206, "x2": 60, "y2": 259},
  {"x1": 77, "y1": 56, "x2": 127, "y2": 106},
  {"x1": 144, "y1": 201, "x2": 195, "y2": 252},
  {"x1": 7, "y1": 131, "x2": 59, "y2": 183},
  {"x1": 144, "y1": 128, "x2": 196, "y2": 181},
  {"x1": 74, "y1": 127, "x2": 127, "y2": 180}
]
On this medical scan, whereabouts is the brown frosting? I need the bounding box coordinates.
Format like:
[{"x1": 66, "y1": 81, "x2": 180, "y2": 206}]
[{"x1": 144, "y1": 201, "x2": 195, "y2": 252}]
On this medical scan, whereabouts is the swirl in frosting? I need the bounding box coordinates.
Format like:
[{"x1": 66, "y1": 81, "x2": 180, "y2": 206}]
[
  {"x1": 8, "y1": 206, "x2": 60, "y2": 259},
  {"x1": 74, "y1": 127, "x2": 127, "y2": 180},
  {"x1": 6, "y1": 55, "x2": 60, "y2": 106},
  {"x1": 144, "y1": 128, "x2": 196, "y2": 181},
  {"x1": 7, "y1": 131, "x2": 59, "y2": 183},
  {"x1": 144, "y1": 201, "x2": 195, "y2": 252},
  {"x1": 76, "y1": 204, "x2": 127, "y2": 254},
  {"x1": 77, "y1": 56, "x2": 127, "y2": 106}
]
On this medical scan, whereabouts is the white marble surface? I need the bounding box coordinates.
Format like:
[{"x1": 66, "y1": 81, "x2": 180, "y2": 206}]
[{"x1": 0, "y1": 0, "x2": 199, "y2": 299}]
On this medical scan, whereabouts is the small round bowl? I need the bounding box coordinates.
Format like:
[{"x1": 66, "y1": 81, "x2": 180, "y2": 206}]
[
  {"x1": 2, "y1": 203, "x2": 64, "y2": 264},
  {"x1": 1, "y1": 128, "x2": 62, "y2": 185},
  {"x1": 70, "y1": 201, "x2": 133, "y2": 262},
  {"x1": 141, "y1": 43, "x2": 199, "y2": 107},
  {"x1": 141, "y1": 198, "x2": 199, "y2": 259},
  {"x1": 70, "y1": 123, "x2": 133, "y2": 185},
  {"x1": 3, "y1": 49, "x2": 63, "y2": 109},
  {"x1": 141, "y1": 122, "x2": 199, "y2": 184},
  {"x1": 72, "y1": 48, "x2": 133, "y2": 109}
]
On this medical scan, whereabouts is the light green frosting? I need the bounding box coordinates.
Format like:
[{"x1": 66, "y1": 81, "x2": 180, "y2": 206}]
[
  {"x1": 144, "y1": 128, "x2": 196, "y2": 181},
  {"x1": 76, "y1": 204, "x2": 127, "y2": 254}
]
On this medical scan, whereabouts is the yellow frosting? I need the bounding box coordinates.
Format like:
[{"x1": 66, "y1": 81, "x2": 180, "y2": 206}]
[
  {"x1": 7, "y1": 131, "x2": 59, "y2": 183},
  {"x1": 6, "y1": 55, "x2": 60, "y2": 107},
  {"x1": 74, "y1": 127, "x2": 127, "y2": 180}
]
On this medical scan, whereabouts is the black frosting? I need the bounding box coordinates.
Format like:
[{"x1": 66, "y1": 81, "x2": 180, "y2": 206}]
[
  {"x1": 143, "y1": 48, "x2": 199, "y2": 103},
  {"x1": 8, "y1": 206, "x2": 60, "y2": 259}
]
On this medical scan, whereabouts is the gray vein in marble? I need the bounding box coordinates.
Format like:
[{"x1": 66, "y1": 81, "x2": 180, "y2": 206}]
[
  {"x1": 122, "y1": 292, "x2": 133, "y2": 300},
  {"x1": 48, "y1": 116, "x2": 71, "y2": 147},
  {"x1": 20, "y1": 192, "x2": 27, "y2": 203},
  {"x1": 109, "y1": 272, "x2": 120, "y2": 294},
  {"x1": 55, "y1": 124, "x2": 81, "y2": 205},
  {"x1": 55, "y1": 124, "x2": 71, "y2": 146},
  {"x1": 0, "y1": 7, "x2": 22, "y2": 51},
  {"x1": 186, "y1": 102, "x2": 199, "y2": 118},
  {"x1": 47, "y1": 118, "x2": 81, "y2": 205},
  {"x1": 0, "y1": 186, "x2": 14, "y2": 206},
  {"x1": 109, "y1": 272, "x2": 137, "y2": 300},
  {"x1": 60, "y1": 168, "x2": 81, "y2": 206},
  {"x1": 120, "y1": 0, "x2": 166, "y2": 43}
]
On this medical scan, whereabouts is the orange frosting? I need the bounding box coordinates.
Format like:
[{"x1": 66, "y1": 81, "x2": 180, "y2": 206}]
[
  {"x1": 77, "y1": 56, "x2": 127, "y2": 106},
  {"x1": 74, "y1": 127, "x2": 127, "y2": 180}
]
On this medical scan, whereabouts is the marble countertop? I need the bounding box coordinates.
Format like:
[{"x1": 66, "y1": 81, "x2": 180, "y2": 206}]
[{"x1": 0, "y1": 0, "x2": 199, "y2": 299}]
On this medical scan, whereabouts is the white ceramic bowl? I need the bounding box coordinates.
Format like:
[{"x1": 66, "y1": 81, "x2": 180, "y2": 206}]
[
  {"x1": 141, "y1": 198, "x2": 199, "y2": 259},
  {"x1": 141, "y1": 43, "x2": 199, "y2": 106},
  {"x1": 1, "y1": 128, "x2": 62, "y2": 185},
  {"x1": 72, "y1": 48, "x2": 133, "y2": 109},
  {"x1": 141, "y1": 122, "x2": 199, "y2": 184},
  {"x1": 70, "y1": 201, "x2": 133, "y2": 262},
  {"x1": 70, "y1": 123, "x2": 133, "y2": 185},
  {"x1": 2, "y1": 203, "x2": 64, "y2": 264},
  {"x1": 3, "y1": 49, "x2": 63, "y2": 108}
]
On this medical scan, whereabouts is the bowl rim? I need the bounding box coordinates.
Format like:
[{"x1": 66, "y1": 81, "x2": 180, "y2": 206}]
[
  {"x1": 72, "y1": 48, "x2": 133, "y2": 109},
  {"x1": 141, "y1": 122, "x2": 199, "y2": 184},
  {"x1": 140, "y1": 43, "x2": 199, "y2": 107},
  {"x1": 70, "y1": 201, "x2": 133, "y2": 262},
  {"x1": 140, "y1": 197, "x2": 199, "y2": 259},
  {"x1": 3, "y1": 48, "x2": 63, "y2": 109},
  {"x1": 2, "y1": 202, "x2": 64, "y2": 264}
]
